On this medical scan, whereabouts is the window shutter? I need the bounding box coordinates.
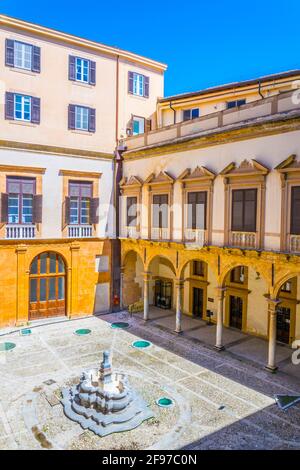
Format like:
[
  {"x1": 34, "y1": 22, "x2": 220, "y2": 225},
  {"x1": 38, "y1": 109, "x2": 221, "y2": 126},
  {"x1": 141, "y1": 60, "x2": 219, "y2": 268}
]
[
  {"x1": 31, "y1": 97, "x2": 40, "y2": 124},
  {"x1": 128, "y1": 71, "x2": 134, "y2": 94},
  {"x1": 145, "y1": 119, "x2": 151, "y2": 133},
  {"x1": 144, "y1": 75, "x2": 149, "y2": 98},
  {"x1": 1, "y1": 193, "x2": 8, "y2": 223},
  {"x1": 69, "y1": 55, "x2": 76, "y2": 81},
  {"x1": 68, "y1": 104, "x2": 76, "y2": 130},
  {"x1": 89, "y1": 61, "x2": 96, "y2": 85},
  {"x1": 88, "y1": 108, "x2": 96, "y2": 133},
  {"x1": 32, "y1": 46, "x2": 41, "y2": 73},
  {"x1": 90, "y1": 198, "x2": 99, "y2": 224},
  {"x1": 5, "y1": 39, "x2": 14, "y2": 67},
  {"x1": 5, "y1": 92, "x2": 14, "y2": 120},
  {"x1": 33, "y1": 195, "x2": 43, "y2": 223},
  {"x1": 291, "y1": 187, "x2": 300, "y2": 234},
  {"x1": 63, "y1": 196, "x2": 70, "y2": 227},
  {"x1": 232, "y1": 190, "x2": 244, "y2": 231},
  {"x1": 183, "y1": 110, "x2": 191, "y2": 121},
  {"x1": 244, "y1": 189, "x2": 257, "y2": 232}
]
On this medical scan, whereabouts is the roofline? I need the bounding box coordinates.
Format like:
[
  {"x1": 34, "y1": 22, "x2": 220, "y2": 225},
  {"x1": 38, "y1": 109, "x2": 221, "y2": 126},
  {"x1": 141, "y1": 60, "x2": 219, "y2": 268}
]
[
  {"x1": 0, "y1": 14, "x2": 167, "y2": 72},
  {"x1": 159, "y1": 70, "x2": 300, "y2": 103}
]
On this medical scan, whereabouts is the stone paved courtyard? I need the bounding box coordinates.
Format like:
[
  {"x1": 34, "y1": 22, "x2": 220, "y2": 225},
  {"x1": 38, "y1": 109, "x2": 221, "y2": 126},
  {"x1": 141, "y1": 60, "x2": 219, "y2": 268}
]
[{"x1": 0, "y1": 310, "x2": 300, "y2": 450}]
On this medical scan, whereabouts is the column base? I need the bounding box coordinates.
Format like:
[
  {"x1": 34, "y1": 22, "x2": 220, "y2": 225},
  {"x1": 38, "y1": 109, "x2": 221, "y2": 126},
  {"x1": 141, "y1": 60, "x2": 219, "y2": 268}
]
[
  {"x1": 175, "y1": 329, "x2": 183, "y2": 335},
  {"x1": 214, "y1": 345, "x2": 225, "y2": 352},
  {"x1": 264, "y1": 365, "x2": 278, "y2": 373},
  {"x1": 143, "y1": 317, "x2": 149, "y2": 323}
]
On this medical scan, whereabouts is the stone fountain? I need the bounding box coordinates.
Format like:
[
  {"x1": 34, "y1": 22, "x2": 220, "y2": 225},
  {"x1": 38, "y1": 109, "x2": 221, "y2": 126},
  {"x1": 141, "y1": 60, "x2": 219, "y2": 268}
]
[{"x1": 61, "y1": 351, "x2": 153, "y2": 436}]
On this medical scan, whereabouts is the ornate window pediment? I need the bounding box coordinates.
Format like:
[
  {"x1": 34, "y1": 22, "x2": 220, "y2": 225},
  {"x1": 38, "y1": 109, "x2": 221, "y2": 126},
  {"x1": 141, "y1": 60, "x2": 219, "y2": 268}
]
[
  {"x1": 178, "y1": 166, "x2": 215, "y2": 184},
  {"x1": 119, "y1": 175, "x2": 143, "y2": 191},
  {"x1": 221, "y1": 159, "x2": 269, "y2": 180},
  {"x1": 144, "y1": 171, "x2": 175, "y2": 187}
]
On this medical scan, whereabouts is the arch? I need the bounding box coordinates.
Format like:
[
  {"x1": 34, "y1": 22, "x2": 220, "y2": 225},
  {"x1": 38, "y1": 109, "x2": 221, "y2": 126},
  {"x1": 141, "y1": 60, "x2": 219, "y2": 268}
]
[
  {"x1": 121, "y1": 247, "x2": 144, "y2": 270},
  {"x1": 178, "y1": 256, "x2": 215, "y2": 280},
  {"x1": 219, "y1": 260, "x2": 270, "y2": 288},
  {"x1": 29, "y1": 251, "x2": 67, "y2": 320},
  {"x1": 274, "y1": 271, "x2": 300, "y2": 298},
  {"x1": 122, "y1": 249, "x2": 144, "y2": 307},
  {"x1": 146, "y1": 254, "x2": 176, "y2": 276}
]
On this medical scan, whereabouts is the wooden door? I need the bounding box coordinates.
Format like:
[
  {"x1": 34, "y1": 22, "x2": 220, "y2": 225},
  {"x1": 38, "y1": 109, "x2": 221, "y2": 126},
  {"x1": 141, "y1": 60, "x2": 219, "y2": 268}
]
[
  {"x1": 193, "y1": 287, "x2": 204, "y2": 318},
  {"x1": 29, "y1": 252, "x2": 66, "y2": 320},
  {"x1": 276, "y1": 306, "x2": 291, "y2": 344},
  {"x1": 229, "y1": 295, "x2": 243, "y2": 330}
]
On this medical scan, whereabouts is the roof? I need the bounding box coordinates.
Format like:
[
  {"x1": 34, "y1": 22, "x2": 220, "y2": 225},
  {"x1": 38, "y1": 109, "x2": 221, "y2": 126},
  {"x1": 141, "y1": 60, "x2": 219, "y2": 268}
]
[
  {"x1": 0, "y1": 14, "x2": 167, "y2": 72},
  {"x1": 159, "y1": 70, "x2": 300, "y2": 103}
]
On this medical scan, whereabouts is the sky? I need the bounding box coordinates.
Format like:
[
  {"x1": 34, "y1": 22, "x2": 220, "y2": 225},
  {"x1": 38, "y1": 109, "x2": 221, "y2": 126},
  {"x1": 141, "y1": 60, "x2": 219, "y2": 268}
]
[{"x1": 1, "y1": 0, "x2": 300, "y2": 97}]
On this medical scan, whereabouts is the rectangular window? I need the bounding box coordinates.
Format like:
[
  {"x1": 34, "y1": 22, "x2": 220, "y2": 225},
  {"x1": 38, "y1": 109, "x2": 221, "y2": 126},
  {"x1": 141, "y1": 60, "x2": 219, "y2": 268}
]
[
  {"x1": 14, "y1": 94, "x2": 31, "y2": 121},
  {"x1": 132, "y1": 116, "x2": 145, "y2": 135},
  {"x1": 69, "y1": 181, "x2": 92, "y2": 225},
  {"x1": 187, "y1": 192, "x2": 207, "y2": 229},
  {"x1": 75, "y1": 106, "x2": 89, "y2": 131},
  {"x1": 76, "y1": 57, "x2": 89, "y2": 83},
  {"x1": 126, "y1": 196, "x2": 138, "y2": 226},
  {"x1": 7, "y1": 177, "x2": 35, "y2": 224},
  {"x1": 14, "y1": 41, "x2": 32, "y2": 70},
  {"x1": 231, "y1": 189, "x2": 257, "y2": 232},
  {"x1": 291, "y1": 186, "x2": 300, "y2": 235},
  {"x1": 152, "y1": 194, "x2": 168, "y2": 228},
  {"x1": 193, "y1": 261, "x2": 205, "y2": 276},
  {"x1": 183, "y1": 108, "x2": 200, "y2": 121},
  {"x1": 128, "y1": 72, "x2": 149, "y2": 98},
  {"x1": 227, "y1": 99, "x2": 246, "y2": 109}
]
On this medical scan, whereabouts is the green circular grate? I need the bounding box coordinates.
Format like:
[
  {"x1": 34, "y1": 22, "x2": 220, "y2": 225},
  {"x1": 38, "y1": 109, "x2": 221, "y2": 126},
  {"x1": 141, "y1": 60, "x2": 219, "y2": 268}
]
[
  {"x1": 20, "y1": 328, "x2": 32, "y2": 336},
  {"x1": 156, "y1": 397, "x2": 174, "y2": 408},
  {"x1": 75, "y1": 329, "x2": 91, "y2": 336},
  {"x1": 111, "y1": 322, "x2": 129, "y2": 329},
  {"x1": 132, "y1": 340, "x2": 152, "y2": 349},
  {"x1": 0, "y1": 342, "x2": 16, "y2": 351}
]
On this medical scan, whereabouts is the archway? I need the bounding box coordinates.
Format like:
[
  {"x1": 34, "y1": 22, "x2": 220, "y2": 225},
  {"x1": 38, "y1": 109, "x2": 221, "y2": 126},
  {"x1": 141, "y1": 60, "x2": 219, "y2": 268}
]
[
  {"x1": 147, "y1": 255, "x2": 176, "y2": 310},
  {"x1": 29, "y1": 252, "x2": 66, "y2": 320},
  {"x1": 122, "y1": 250, "x2": 144, "y2": 307}
]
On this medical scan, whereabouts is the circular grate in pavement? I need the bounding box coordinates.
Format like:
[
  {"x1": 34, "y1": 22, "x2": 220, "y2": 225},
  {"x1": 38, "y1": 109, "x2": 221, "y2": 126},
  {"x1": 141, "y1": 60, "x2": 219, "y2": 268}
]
[
  {"x1": 74, "y1": 329, "x2": 91, "y2": 336},
  {"x1": 0, "y1": 342, "x2": 16, "y2": 351},
  {"x1": 156, "y1": 397, "x2": 174, "y2": 408},
  {"x1": 132, "y1": 340, "x2": 152, "y2": 349},
  {"x1": 110, "y1": 322, "x2": 129, "y2": 329}
]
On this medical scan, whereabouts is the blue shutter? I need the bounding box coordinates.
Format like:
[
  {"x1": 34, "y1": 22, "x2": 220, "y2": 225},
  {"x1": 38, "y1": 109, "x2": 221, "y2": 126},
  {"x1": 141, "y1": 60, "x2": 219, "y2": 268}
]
[
  {"x1": 89, "y1": 61, "x2": 96, "y2": 85},
  {"x1": 5, "y1": 92, "x2": 14, "y2": 120},
  {"x1": 5, "y1": 39, "x2": 14, "y2": 67},
  {"x1": 32, "y1": 46, "x2": 41, "y2": 73},
  {"x1": 31, "y1": 97, "x2": 40, "y2": 124},
  {"x1": 69, "y1": 56, "x2": 76, "y2": 81},
  {"x1": 89, "y1": 108, "x2": 96, "y2": 133}
]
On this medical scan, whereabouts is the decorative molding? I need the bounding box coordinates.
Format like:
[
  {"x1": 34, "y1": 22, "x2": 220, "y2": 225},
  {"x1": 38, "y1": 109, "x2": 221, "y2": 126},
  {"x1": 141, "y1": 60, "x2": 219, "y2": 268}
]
[
  {"x1": 220, "y1": 159, "x2": 269, "y2": 177},
  {"x1": 59, "y1": 169, "x2": 102, "y2": 179},
  {"x1": 119, "y1": 175, "x2": 143, "y2": 188},
  {"x1": 144, "y1": 171, "x2": 175, "y2": 186},
  {"x1": 0, "y1": 164, "x2": 46, "y2": 174},
  {"x1": 178, "y1": 166, "x2": 215, "y2": 182}
]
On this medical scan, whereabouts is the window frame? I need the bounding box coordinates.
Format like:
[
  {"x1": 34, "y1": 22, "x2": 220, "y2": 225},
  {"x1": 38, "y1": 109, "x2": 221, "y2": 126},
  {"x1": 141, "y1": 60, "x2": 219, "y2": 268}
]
[
  {"x1": 13, "y1": 40, "x2": 32, "y2": 71},
  {"x1": 290, "y1": 186, "x2": 300, "y2": 235},
  {"x1": 126, "y1": 196, "x2": 138, "y2": 227},
  {"x1": 183, "y1": 108, "x2": 200, "y2": 121},
  {"x1": 133, "y1": 73, "x2": 145, "y2": 97},
  {"x1": 231, "y1": 188, "x2": 257, "y2": 232},
  {"x1": 75, "y1": 105, "x2": 89, "y2": 131},
  {"x1": 7, "y1": 177, "x2": 36, "y2": 225},
  {"x1": 227, "y1": 99, "x2": 246, "y2": 109},
  {"x1": 132, "y1": 115, "x2": 145, "y2": 135},
  {"x1": 187, "y1": 191, "x2": 207, "y2": 230},
  {"x1": 152, "y1": 193, "x2": 169, "y2": 229},
  {"x1": 68, "y1": 181, "x2": 92, "y2": 225},
  {"x1": 14, "y1": 94, "x2": 31, "y2": 122},
  {"x1": 75, "y1": 57, "x2": 90, "y2": 83}
]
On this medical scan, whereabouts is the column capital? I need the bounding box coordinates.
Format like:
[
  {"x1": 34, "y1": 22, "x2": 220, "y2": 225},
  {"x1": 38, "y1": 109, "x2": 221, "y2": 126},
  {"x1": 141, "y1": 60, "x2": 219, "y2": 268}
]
[
  {"x1": 15, "y1": 244, "x2": 27, "y2": 254},
  {"x1": 142, "y1": 271, "x2": 151, "y2": 281},
  {"x1": 70, "y1": 243, "x2": 81, "y2": 252},
  {"x1": 266, "y1": 297, "x2": 281, "y2": 312},
  {"x1": 215, "y1": 286, "x2": 226, "y2": 299},
  {"x1": 175, "y1": 278, "x2": 184, "y2": 288}
]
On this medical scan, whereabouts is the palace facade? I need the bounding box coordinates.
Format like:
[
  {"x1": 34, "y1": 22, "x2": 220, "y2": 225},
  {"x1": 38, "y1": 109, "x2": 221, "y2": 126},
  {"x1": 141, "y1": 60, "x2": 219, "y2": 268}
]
[{"x1": 1, "y1": 15, "x2": 300, "y2": 372}]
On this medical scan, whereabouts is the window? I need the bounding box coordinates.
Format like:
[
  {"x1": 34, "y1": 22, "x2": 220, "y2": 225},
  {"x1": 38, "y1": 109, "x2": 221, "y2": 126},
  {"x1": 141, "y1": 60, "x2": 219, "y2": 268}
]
[
  {"x1": 14, "y1": 94, "x2": 31, "y2": 121},
  {"x1": 128, "y1": 72, "x2": 149, "y2": 98},
  {"x1": 69, "y1": 182, "x2": 92, "y2": 225},
  {"x1": 126, "y1": 197, "x2": 138, "y2": 226},
  {"x1": 232, "y1": 189, "x2": 257, "y2": 232},
  {"x1": 5, "y1": 39, "x2": 40, "y2": 73},
  {"x1": 7, "y1": 177, "x2": 35, "y2": 224},
  {"x1": 76, "y1": 57, "x2": 89, "y2": 83},
  {"x1": 183, "y1": 108, "x2": 200, "y2": 121},
  {"x1": 152, "y1": 194, "x2": 168, "y2": 228},
  {"x1": 75, "y1": 106, "x2": 89, "y2": 131},
  {"x1": 227, "y1": 99, "x2": 246, "y2": 109},
  {"x1": 291, "y1": 186, "x2": 300, "y2": 235},
  {"x1": 281, "y1": 280, "x2": 292, "y2": 293},
  {"x1": 193, "y1": 261, "x2": 205, "y2": 276},
  {"x1": 230, "y1": 266, "x2": 245, "y2": 284},
  {"x1": 69, "y1": 56, "x2": 96, "y2": 85},
  {"x1": 187, "y1": 192, "x2": 207, "y2": 229},
  {"x1": 132, "y1": 116, "x2": 145, "y2": 135},
  {"x1": 68, "y1": 105, "x2": 96, "y2": 132},
  {"x1": 14, "y1": 41, "x2": 32, "y2": 70}
]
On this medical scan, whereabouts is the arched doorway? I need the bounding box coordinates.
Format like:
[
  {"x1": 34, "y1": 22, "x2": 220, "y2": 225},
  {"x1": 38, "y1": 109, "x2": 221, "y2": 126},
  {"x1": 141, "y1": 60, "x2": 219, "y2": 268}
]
[
  {"x1": 29, "y1": 252, "x2": 66, "y2": 320},
  {"x1": 148, "y1": 255, "x2": 176, "y2": 310},
  {"x1": 122, "y1": 250, "x2": 144, "y2": 307},
  {"x1": 224, "y1": 265, "x2": 248, "y2": 331}
]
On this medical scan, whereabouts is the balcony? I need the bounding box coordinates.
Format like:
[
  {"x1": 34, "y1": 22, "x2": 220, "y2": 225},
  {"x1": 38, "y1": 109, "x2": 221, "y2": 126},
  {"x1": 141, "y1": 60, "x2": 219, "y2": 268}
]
[
  {"x1": 121, "y1": 226, "x2": 140, "y2": 239},
  {"x1": 289, "y1": 235, "x2": 300, "y2": 254},
  {"x1": 229, "y1": 231, "x2": 257, "y2": 249},
  {"x1": 68, "y1": 225, "x2": 93, "y2": 238},
  {"x1": 184, "y1": 228, "x2": 207, "y2": 247},
  {"x1": 6, "y1": 224, "x2": 36, "y2": 239},
  {"x1": 151, "y1": 227, "x2": 170, "y2": 241}
]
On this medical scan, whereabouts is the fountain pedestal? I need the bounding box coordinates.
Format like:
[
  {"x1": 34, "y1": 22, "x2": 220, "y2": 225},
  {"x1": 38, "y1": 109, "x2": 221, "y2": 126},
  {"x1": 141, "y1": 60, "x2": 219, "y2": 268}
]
[{"x1": 61, "y1": 351, "x2": 153, "y2": 437}]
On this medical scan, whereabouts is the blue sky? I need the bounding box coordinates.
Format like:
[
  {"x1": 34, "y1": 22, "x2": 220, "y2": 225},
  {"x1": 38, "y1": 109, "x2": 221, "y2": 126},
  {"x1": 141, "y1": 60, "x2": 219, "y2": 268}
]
[{"x1": 2, "y1": 0, "x2": 300, "y2": 96}]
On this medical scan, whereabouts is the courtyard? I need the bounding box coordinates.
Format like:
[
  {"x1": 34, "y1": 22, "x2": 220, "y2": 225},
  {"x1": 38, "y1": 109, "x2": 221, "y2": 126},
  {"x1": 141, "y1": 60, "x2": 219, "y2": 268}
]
[{"x1": 0, "y1": 310, "x2": 300, "y2": 450}]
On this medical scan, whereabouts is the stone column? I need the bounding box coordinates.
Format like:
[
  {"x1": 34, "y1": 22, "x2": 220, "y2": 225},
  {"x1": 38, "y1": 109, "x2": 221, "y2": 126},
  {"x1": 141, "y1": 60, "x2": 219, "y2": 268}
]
[
  {"x1": 214, "y1": 287, "x2": 226, "y2": 351},
  {"x1": 265, "y1": 298, "x2": 281, "y2": 372},
  {"x1": 175, "y1": 279, "x2": 184, "y2": 334},
  {"x1": 143, "y1": 272, "x2": 151, "y2": 321},
  {"x1": 120, "y1": 266, "x2": 124, "y2": 309}
]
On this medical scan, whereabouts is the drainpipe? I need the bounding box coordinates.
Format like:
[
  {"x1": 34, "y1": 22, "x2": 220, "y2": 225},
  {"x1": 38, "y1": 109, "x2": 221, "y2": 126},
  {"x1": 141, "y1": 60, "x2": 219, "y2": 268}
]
[
  {"x1": 258, "y1": 80, "x2": 264, "y2": 99},
  {"x1": 169, "y1": 101, "x2": 176, "y2": 124}
]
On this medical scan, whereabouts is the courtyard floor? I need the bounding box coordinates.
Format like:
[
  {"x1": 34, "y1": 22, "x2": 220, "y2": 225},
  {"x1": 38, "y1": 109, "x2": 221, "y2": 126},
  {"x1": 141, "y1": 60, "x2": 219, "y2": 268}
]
[{"x1": 0, "y1": 309, "x2": 300, "y2": 450}]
